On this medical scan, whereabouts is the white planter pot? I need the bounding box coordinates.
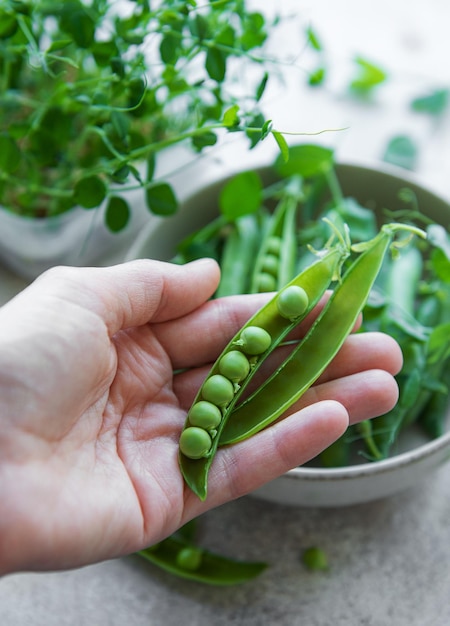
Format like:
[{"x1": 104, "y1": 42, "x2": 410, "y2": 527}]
[
  {"x1": 0, "y1": 182, "x2": 156, "y2": 281},
  {"x1": 0, "y1": 205, "x2": 109, "y2": 280}
]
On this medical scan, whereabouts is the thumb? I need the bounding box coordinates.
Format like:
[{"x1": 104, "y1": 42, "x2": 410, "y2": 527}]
[{"x1": 31, "y1": 258, "x2": 221, "y2": 335}]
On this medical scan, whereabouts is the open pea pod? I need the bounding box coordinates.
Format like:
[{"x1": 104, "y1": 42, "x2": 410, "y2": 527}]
[
  {"x1": 220, "y1": 224, "x2": 426, "y2": 445},
  {"x1": 179, "y1": 243, "x2": 349, "y2": 500}
]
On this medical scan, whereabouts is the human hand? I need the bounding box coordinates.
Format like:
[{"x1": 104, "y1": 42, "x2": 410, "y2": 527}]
[{"x1": 0, "y1": 259, "x2": 401, "y2": 574}]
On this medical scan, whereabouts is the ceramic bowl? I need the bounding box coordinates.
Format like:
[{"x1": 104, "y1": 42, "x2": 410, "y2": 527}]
[{"x1": 126, "y1": 160, "x2": 450, "y2": 507}]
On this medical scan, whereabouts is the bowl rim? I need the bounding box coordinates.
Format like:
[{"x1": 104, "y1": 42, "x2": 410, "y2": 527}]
[{"x1": 287, "y1": 426, "x2": 450, "y2": 480}]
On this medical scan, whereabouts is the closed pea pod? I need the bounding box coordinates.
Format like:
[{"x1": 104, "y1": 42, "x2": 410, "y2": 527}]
[
  {"x1": 179, "y1": 242, "x2": 350, "y2": 500},
  {"x1": 215, "y1": 213, "x2": 262, "y2": 297},
  {"x1": 138, "y1": 535, "x2": 267, "y2": 585}
]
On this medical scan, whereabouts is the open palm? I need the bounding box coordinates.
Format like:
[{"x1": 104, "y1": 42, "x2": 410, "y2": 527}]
[{"x1": 0, "y1": 259, "x2": 401, "y2": 574}]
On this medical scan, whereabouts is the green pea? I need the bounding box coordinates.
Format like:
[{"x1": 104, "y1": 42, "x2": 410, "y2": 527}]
[
  {"x1": 218, "y1": 350, "x2": 250, "y2": 383},
  {"x1": 276, "y1": 285, "x2": 309, "y2": 320},
  {"x1": 176, "y1": 546, "x2": 203, "y2": 571},
  {"x1": 189, "y1": 401, "x2": 222, "y2": 430},
  {"x1": 238, "y1": 326, "x2": 272, "y2": 355},
  {"x1": 302, "y1": 546, "x2": 328, "y2": 571},
  {"x1": 265, "y1": 236, "x2": 282, "y2": 255},
  {"x1": 179, "y1": 427, "x2": 212, "y2": 459},
  {"x1": 254, "y1": 272, "x2": 277, "y2": 292},
  {"x1": 261, "y1": 254, "x2": 279, "y2": 276},
  {"x1": 202, "y1": 374, "x2": 235, "y2": 407}
]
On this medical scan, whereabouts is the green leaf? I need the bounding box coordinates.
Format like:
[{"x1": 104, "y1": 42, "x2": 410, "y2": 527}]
[
  {"x1": 349, "y1": 56, "x2": 387, "y2": 94},
  {"x1": 60, "y1": 3, "x2": 95, "y2": 49},
  {"x1": 105, "y1": 196, "x2": 130, "y2": 233},
  {"x1": 0, "y1": 134, "x2": 21, "y2": 173},
  {"x1": 382, "y1": 135, "x2": 417, "y2": 170},
  {"x1": 111, "y1": 111, "x2": 130, "y2": 140},
  {"x1": 272, "y1": 130, "x2": 289, "y2": 163},
  {"x1": 260, "y1": 119, "x2": 273, "y2": 140},
  {"x1": 256, "y1": 72, "x2": 269, "y2": 101},
  {"x1": 219, "y1": 171, "x2": 262, "y2": 219},
  {"x1": 411, "y1": 89, "x2": 449, "y2": 115},
  {"x1": 91, "y1": 40, "x2": 120, "y2": 66},
  {"x1": 275, "y1": 144, "x2": 334, "y2": 178},
  {"x1": 427, "y1": 224, "x2": 450, "y2": 283},
  {"x1": 427, "y1": 224, "x2": 450, "y2": 260},
  {"x1": 215, "y1": 24, "x2": 236, "y2": 48},
  {"x1": 205, "y1": 47, "x2": 226, "y2": 82},
  {"x1": 0, "y1": 10, "x2": 17, "y2": 39},
  {"x1": 47, "y1": 39, "x2": 72, "y2": 53},
  {"x1": 222, "y1": 105, "x2": 240, "y2": 128},
  {"x1": 428, "y1": 323, "x2": 450, "y2": 363},
  {"x1": 160, "y1": 33, "x2": 179, "y2": 64},
  {"x1": 111, "y1": 165, "x2": 130, "y2": 184},
  {"x1": 74, "y1": 176, "x2": 107, "y2": 209},
  {"x1": 146, "y1": 182, "x2": 178, "y2": 216},
  {"x1": 245, "y1": 112, "x2": 265, "y2": 149},
  {"x1": 306, "y1": 26, "x2": 322, "y2": 51},
  {"x1": 147, "y1": 154, "x2": 156, "y2": 182},
  {"x1": 240, "y1": 12, "x2": 266, "y2": 51},
  {"x1": 308, "y1": 67, "x2": 326, "y2": 86},
  {"x1": 189, "y1": 14, "x2": 211, "y2": 42},
  {"x1": 192, "y1": 131, "x2": 218, "y2": 150}
]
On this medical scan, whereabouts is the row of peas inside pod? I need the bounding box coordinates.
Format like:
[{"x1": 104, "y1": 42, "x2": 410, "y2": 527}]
[{"x1": 179, "y1": 287, "x2": 310, "y2": 460}]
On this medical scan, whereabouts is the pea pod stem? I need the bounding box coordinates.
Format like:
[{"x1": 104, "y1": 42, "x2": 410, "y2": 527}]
[{"x1": 220, "y1": 225, "x2": 421, "y2": 445}]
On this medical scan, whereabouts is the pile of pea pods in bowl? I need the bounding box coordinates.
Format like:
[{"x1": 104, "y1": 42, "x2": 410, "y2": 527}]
[{"x1": 126, "y1": 145, "x2": 450, "y2": 507}]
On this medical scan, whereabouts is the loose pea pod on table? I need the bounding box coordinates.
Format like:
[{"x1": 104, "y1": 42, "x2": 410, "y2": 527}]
[
  {"x1": 138, "y1": 534, "x2": 266, "y2": 585},
  {"x1": 179, "y1": 239, "x2": 350, "y2": 500}
]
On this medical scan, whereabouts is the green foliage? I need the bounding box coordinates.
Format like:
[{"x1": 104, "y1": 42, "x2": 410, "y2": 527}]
[
  {"x1": 382, "y1": 135, "x2": 418, "y2": 171},
  {"x1": 274, "y1": 144, "x2": 334, "y2": 178},
  {"x1": 411, "y1": 89, "x2": 450, "y2": 115},
  {"x1": 219, "y1": 170, "x2": 263, "y2": 218},
  {"x1": 0, "y1": 0, "x2": 277, "y2": 229},
  {"x1": 349, "y1": 56, "x2": 387, "y2": 95},
  {"x1": 105, "y1": 196, "x2": 130, "y2": 232},
  {"x1": 146, "y1": 182, "x2": 178, "y2": 216}
]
